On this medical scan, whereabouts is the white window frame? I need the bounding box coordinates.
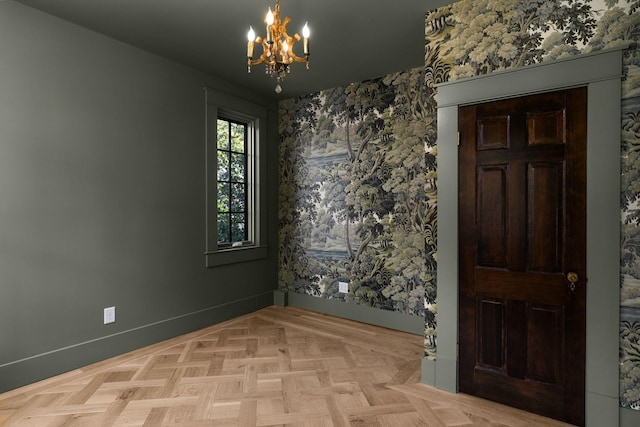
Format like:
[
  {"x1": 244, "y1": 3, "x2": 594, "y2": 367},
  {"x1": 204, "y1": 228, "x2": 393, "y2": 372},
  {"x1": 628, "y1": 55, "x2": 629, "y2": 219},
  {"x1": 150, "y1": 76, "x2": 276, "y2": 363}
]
[{"x1": 204, "y1": 88, "x2": 267, "y2": 267}]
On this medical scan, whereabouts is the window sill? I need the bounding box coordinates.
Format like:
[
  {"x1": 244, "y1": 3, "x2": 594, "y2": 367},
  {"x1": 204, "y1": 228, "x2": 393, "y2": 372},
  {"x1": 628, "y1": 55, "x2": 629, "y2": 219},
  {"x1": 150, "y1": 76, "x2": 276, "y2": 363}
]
[{"x1": 205, "y1": 245, "x2": 268, "y2": 267}]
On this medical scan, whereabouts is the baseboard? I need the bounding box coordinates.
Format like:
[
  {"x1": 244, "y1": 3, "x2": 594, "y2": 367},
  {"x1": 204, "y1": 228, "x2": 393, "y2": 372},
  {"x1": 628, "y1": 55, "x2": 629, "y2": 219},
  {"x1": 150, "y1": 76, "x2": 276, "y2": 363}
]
[
  {"x1": 584, "y1": 390, "x2": 619, "y2": 427},
  {"x1": 620, "y1": 406, "x2": 640, "y2": 427},
  {"x1": 282, "y1": 291, "x2": 424, "y2": 335},
  {"x1": 421, "y1": 357, "x2": 436, "y2": 386},
  {"x1": 273, "y1": 289, "x2": 288, "y2": 306},
  {"x1": 421, "y1": 356, "x2": 457, "y2": 393},
  {"x1": 0, "y1": 291, "x2": 273, "y2": 394}
]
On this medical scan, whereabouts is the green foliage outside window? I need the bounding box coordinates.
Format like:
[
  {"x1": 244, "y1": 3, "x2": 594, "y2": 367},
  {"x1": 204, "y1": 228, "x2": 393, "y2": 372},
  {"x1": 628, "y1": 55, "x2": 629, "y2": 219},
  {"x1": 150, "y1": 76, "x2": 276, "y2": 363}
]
[{"x1": 216, "y1": 118, "x2": 248, "y2": 245}]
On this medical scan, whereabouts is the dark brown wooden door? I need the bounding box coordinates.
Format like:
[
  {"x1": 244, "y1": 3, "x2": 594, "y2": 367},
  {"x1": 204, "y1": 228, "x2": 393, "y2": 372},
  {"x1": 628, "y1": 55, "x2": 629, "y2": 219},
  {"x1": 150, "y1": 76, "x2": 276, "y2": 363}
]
[{"x1": 458, "y1": 88, "x2": 587, "y2": 426}]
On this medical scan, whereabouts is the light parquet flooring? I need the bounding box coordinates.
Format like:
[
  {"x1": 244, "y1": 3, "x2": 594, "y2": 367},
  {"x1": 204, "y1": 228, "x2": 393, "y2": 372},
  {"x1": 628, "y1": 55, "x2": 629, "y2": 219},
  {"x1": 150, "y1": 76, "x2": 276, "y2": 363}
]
[{"x1": 0, "y1": 306, "x2": 575, "y2": 426}]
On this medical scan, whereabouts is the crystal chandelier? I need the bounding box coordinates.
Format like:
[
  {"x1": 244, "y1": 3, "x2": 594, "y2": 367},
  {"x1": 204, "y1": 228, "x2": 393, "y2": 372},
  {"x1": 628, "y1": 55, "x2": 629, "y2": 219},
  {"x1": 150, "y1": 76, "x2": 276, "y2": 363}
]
[{"x1": 246, "y1": 0, "x2": 310, "y2": 93}]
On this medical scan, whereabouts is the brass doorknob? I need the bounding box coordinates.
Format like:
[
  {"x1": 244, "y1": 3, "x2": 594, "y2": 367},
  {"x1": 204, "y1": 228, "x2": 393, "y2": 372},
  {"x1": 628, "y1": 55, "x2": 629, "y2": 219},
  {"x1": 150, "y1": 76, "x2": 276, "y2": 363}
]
[{"x1": 567, "y1": 272, "x2": 579, "y2": 291}]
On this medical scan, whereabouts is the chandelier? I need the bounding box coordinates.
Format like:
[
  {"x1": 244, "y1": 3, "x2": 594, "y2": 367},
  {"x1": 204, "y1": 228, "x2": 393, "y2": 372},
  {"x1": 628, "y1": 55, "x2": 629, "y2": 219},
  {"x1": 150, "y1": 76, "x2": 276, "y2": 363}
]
[{"x1": 246, "y1": 0, "x2": 310, "y2": 93}]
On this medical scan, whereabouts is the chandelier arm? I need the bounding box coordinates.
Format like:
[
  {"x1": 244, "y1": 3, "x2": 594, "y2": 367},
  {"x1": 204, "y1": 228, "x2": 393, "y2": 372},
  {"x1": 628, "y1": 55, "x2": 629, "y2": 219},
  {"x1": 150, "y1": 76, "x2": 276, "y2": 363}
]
[
  {"x1": 248, "y1": 38, "x2": 277, "y2": 66},
  {"x1": 286, "y1": 49, "x2": 308, "y2": 62},
  {"x1": 279, "y1": 33, "x2": 307, "y2": 63}
]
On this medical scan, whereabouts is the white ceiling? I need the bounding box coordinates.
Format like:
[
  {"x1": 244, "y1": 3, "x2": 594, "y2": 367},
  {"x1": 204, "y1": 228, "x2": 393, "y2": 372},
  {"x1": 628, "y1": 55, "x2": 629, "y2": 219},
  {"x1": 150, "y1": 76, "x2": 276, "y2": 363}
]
[{"x1": 14, "y1": 0, "x2": 455, "y2": 100}]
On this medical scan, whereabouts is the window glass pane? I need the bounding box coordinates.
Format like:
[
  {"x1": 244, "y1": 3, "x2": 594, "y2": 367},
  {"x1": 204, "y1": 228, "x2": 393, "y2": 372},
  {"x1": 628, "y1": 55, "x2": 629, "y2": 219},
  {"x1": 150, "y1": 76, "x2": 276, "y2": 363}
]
[
  {"x1": 231, "y1": 213, "x2": 246, "y2": 242},
  {"x1": 231, "y1": 122, "x2": 245, "y2": 153},
  {"x1": 215, "y1": 116, "x2": 249, "y2": 247},
  {"x1": 230, "y1": 152, "x2": 245, "y2": 182},
  {"x1": 217, "y1": 182, "x2": 230, "y2": 212},
  {"x1": 217, "y1": 214, "x2": 230, "y2": 244},
  {"x1": 231, "y1": 183, "x2": 246, "y2": 211},
  {"x1": 217, "y1": 119, "x2": 229, "y2": 150},
  {"x1": 217, "y1": 151, "x2": 229, "y2": 181}
]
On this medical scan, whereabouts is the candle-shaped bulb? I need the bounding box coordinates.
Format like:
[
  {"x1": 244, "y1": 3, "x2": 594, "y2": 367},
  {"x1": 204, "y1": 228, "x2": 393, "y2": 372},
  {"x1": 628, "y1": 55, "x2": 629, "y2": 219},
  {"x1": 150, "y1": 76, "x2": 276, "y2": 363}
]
[
  {"x1": 266, "y1": 8, "x2": 274, "y2": 43},
  {"x1": 247, "y1": 26, "x2": 255, "y2": 58},
  {"x1": 266, "y1": 8, "x2": 274, "y2": 25},
  {"x1": 302, "y1": 22, "x2": 310, "y2": 55}
]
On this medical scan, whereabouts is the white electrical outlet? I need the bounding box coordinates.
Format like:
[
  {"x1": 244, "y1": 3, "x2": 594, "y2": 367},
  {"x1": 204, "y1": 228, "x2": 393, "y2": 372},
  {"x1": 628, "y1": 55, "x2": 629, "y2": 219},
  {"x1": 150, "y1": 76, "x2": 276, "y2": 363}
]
[
  {"x1": 104, "y1": 306, "x2": 116, "y2": 324},
  {"x1": 338, "y1": 281, "x2": 349, "y2": 293}
]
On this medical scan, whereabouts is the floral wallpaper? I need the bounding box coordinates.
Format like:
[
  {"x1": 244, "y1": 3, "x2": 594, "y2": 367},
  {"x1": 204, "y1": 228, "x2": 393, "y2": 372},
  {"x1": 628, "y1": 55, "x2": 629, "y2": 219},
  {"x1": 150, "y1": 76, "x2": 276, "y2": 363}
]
[
  {"x1": 278, "y1": 69, "x2": 439, "y2": 358},
  {"x1": 279, "y1": 0, "x2": 640, "y2": 409}
]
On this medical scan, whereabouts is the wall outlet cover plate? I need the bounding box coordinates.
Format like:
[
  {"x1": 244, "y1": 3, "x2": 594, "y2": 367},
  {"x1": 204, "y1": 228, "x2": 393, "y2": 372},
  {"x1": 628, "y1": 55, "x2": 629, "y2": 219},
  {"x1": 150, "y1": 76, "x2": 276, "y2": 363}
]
[
  {"x1": 103, "y1": 306, "x2": 116, "y2": 324},
  {"x1": 338, "y1": 281, "x2": 348, "y2": 293}
]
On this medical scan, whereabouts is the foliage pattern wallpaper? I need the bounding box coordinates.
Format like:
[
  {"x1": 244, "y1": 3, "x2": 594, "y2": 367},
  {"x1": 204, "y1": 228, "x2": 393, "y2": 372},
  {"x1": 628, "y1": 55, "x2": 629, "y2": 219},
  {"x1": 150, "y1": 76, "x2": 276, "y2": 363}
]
[
  {"x1": 278, "y1": 69, "x2": 439, "y2": 358},
  {"x1": 279, "y1": 0, "x2": 640, "y2": 408}
]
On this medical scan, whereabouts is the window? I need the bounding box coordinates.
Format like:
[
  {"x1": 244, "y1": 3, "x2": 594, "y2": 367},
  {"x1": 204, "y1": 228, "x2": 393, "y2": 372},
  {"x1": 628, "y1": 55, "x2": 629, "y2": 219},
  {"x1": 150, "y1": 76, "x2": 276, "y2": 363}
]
[
  {"x1": 205, "y1": 89, "x2": 267, "y2": 267},
  {"x1": 216, "y1": 118, "x2": 248, "y2": 246}
]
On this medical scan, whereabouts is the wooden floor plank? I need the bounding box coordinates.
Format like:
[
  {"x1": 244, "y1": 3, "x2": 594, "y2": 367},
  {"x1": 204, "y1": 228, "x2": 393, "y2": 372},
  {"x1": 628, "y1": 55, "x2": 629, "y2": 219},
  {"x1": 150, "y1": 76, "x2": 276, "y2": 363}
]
[{"x1": 0, "y1": 306, "x2": 576, "y2": 426}]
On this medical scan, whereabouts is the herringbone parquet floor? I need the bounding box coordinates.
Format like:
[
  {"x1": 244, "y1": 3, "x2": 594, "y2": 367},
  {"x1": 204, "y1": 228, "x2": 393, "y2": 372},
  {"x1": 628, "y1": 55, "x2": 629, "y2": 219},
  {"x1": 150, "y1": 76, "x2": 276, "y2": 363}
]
[{"x1": 0, "y1": 306, "x2": 574, "y2": 426}]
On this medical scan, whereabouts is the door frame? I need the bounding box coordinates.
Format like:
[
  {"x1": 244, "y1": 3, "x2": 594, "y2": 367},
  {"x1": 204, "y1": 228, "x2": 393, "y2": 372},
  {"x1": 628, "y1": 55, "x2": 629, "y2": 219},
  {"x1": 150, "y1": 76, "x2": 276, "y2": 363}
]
[{"x1": 422, "y1": 48, "x2": 623, "y2": 427}]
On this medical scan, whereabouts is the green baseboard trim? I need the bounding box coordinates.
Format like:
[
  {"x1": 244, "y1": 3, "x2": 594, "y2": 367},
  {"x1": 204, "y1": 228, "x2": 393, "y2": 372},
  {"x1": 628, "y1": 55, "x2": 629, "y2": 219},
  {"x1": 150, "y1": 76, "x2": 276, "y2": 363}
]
[
  {"x1": 273, "y1": 289, "x2": 288, "y2": 306},
  {"x1": 421, "y1": 357, "x2": 436, "y2": 386},
  {"x1": 0, "y1": 291, "x2": 273, "y2": 394},
  {"x1": 421, "y1": 356, "x2": 457, "y2": 393},
  {"x1": 285, "y1": 291, "x2": 423, "y2": 335},
  {"x1": 586, "y1": 391, "x2": 619, "y2": 427},
  {"x1": 621, "y1": 406, "x2": 640, "y2": 427}
]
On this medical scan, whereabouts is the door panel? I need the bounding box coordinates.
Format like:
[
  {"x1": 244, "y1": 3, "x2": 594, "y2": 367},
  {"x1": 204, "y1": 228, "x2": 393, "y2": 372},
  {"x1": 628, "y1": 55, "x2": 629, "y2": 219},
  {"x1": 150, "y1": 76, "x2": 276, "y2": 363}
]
[
  {"x1": 527, "y1": 304, "x2": 562, "y2": 384},
  {"x1": 459, "y1": 88, "x2": 586, "y2": 426},
  {"x1": 478, "y1": 298, "x2": 504, "y2": 369},
  {"x1": 528, "y1": 162, "x2": 563, "y2": 272},
  {"x1": 477, "y1": 165, "x2": 508, "y2": 267}
]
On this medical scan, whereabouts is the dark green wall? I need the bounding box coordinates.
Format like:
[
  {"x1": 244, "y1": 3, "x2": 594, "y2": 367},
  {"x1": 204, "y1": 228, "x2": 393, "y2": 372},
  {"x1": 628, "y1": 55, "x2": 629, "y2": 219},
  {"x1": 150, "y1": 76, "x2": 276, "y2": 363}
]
[{"x1": 0, "y1": 1, "x2": 279, "y2": 393}]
